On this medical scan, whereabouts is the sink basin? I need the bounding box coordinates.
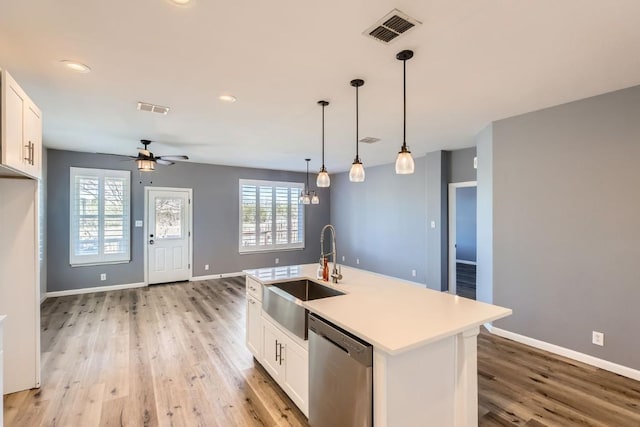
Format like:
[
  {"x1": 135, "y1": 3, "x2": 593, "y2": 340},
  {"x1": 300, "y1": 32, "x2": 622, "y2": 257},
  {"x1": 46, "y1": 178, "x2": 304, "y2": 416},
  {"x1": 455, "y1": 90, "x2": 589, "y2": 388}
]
[{"x1": 262, "y1": 279, "x2": 344, "y2": 340}]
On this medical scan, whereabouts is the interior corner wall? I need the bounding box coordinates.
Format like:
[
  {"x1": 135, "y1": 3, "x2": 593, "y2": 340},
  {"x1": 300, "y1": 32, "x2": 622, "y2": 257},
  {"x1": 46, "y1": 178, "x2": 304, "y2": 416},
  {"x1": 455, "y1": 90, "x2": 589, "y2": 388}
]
[
  {"x1": 330, "y1": 157, "x2": 427, "y2": 284},
  {"x1": 46, "y1": 149, "x2": 330, "y2": 292},
  {"x1": 492, "y1": 85, "x2": 640, "y2": 370},
  {"x1": 39, "y1": 148, "x2": 47, "y2": 298},
  {"x1": 475, "y1": 124, "x2": 493, "y2": 304},
  {"x1": 425, "y1": 151, "x2": 449, "y2": 291}
]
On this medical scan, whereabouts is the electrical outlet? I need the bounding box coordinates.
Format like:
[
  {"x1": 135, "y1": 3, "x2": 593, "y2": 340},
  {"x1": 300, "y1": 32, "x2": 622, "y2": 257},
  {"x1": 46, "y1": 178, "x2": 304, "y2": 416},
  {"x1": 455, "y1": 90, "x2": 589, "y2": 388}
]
[
  {"x1": 100, "y1": 273, "x2": 106, "y2": 281},
  {"x1": 275, "y1": 258, "x2": 279, "y2": 264},
  {"x1": 356, "y1": 258, "x2": 360, "y2": 265},
  {"x1": 205, "y1": 264, "x2": 209, "y2": 271},
  {"x1": 592, "y1": 331, "x2": 604, "y2": 346},
  {"x1": 342, "y1": 256, "x2": 345, "y2": 262},
  {"x1": 412, "y1": 269, "x2": 416, "y2": 277}
]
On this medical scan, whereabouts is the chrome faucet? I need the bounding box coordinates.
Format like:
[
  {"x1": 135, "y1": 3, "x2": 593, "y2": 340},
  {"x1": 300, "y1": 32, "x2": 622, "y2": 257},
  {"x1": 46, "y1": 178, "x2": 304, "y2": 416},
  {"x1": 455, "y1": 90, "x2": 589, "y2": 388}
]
[{"x1": 320, "y1": 224, "x2": 342, "y2": 284}]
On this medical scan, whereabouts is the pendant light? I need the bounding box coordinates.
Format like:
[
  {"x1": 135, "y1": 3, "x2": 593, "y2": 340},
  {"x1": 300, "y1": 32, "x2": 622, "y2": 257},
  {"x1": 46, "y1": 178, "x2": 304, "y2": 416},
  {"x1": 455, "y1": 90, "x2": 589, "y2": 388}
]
[
  {"x1": 299, "y1": 159, "x2": 318, "y2": 205},
  {"x1": 316, "y1": 100, "x2": 330, "y2": 187},
  {"x1": 349, "y1": 79, "x2": 365, "y2": 182},
  {"x1": 395, "y1": 49, "x2": 415, "y2": 175}
]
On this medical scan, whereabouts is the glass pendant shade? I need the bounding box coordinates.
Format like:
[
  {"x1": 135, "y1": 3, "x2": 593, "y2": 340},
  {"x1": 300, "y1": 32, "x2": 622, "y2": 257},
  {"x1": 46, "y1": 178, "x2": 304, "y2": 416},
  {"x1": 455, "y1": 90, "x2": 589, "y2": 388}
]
[
  {"x1": 395, "y1": 147, "x2": 415, "y2": 174},
  {"x1": 311, "y1": 192, "x2": 319, "y2": 204},
  {"x1": 136, "y1": 159, "x2": 155, "y2": 171},
  {"x1": 349, "y1": 160, "x2": 365, "y2": 182},
  {"x1": 302, "y1": 194, "x2": 311, "y2": 205},
  {"x1": 317, "y1": 169, "x2": 330, "y2": 187}
]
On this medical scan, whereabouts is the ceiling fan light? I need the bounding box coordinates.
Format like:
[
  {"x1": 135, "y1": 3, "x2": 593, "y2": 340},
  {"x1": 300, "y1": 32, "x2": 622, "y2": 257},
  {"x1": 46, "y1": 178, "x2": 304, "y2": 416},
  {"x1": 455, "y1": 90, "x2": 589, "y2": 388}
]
[
  {"x1": 349, "y1": 160, "x2": 365, "y2": 182},
  {"x1": 311, "y1": 192, "x2": 320, "y2": 204},
  {"x1": 316, "y1": 169, "x2": 330, "y2": 187},
  {"x1": 136, "y1": 159, "x2": 155, "y2": 171},
  {"x1": 395, "y1": 147, "x2": 415, "y2": 174}
]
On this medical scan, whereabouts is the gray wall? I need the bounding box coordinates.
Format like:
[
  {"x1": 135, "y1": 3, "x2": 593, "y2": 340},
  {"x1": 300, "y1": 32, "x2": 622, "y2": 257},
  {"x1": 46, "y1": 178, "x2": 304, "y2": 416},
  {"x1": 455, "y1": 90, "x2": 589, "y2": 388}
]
[
  {"x1": 455, "y1": 186, "x2": 476, "y2": 262},
  {"x1": 426, "y1": 151, "x2": 449, "y2": 291},
  {"x1": 329, "y1": 149, "x2": 477, "y2": 290},
  {"x1": 47, "y1": 149, "x2": 330, "y2": 292},
  {"x1": 39, "y1": 148, "x2": 47, "y2": 300},
  {"x1": 330, "y1": 157, "x2": 427, "y2": 284},
  {"x1": 492, "y1": 86, "x2": 640, "y2": 369},
  {"x1": 449, "y1": 147, "x2": 477, "y2": 183},
  {"x1": 476, "y1": 124, "x2": 493, "y2": 304}
]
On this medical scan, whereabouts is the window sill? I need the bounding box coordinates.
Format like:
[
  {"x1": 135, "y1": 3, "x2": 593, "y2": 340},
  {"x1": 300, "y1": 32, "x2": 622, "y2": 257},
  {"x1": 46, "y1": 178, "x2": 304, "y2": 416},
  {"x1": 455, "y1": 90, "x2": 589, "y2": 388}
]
[
  {"x1": 70, "y1": 260, "x2": 130, "y2": 268},
  {"x1": 239, "y1": 247, "x2": 305, "y2": 255}
]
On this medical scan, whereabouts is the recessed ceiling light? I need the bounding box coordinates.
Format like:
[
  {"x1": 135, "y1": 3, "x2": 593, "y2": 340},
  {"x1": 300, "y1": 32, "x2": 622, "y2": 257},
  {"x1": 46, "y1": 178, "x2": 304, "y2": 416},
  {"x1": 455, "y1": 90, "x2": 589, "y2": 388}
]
[
  {"x1": 169, "y1": 0, "x2": 191, "y2": 5},
  {"x1": 60, "y1": 60, "x2": 91, "y2": 73},
  {"x1": 219, "y1": 94, "x2": 237, "y2": 103}
]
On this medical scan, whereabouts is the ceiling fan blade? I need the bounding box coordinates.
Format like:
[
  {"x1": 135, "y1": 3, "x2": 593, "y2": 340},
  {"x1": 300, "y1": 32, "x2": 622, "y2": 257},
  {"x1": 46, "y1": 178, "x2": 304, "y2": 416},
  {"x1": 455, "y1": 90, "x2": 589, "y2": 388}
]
[
  {"x1": 156, "y1": 159, "x2": 174, "y2": 166},
  {"x1": 157, "y1": 155, "x2": 189, "y2": 161},
  {"x1": 96, "y1": 152, "x2": 138, "y2": 159}
]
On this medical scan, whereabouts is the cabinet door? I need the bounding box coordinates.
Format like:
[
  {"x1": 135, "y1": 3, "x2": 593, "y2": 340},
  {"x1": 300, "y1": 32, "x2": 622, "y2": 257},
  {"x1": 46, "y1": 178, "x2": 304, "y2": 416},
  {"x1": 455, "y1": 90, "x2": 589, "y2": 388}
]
[
  {"x1": 246, "y1": 295, "x2": 262, "y2": 359},
  {"x1": 282, "y1": 337, "x2": 309, "y2": 416},
  {"x1": 261, "y1": 320, "x2": 283, "y2": 380},
  {"x1": 22, "y1": 102, "x2": 42, "y2": 179},
  {"x1": 2, "y1": 74, "x2": 26, "y2": 172}
]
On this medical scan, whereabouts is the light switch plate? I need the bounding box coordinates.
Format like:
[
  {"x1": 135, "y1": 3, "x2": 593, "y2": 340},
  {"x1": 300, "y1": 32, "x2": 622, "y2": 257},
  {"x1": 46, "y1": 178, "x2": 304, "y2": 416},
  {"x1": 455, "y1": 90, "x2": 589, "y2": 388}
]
[
  {"x1": 135, "y1": 220, "x2": 143, "y2": 227},
  {"x1": 430, "y1": 221, "x2": 436, "y2": 229}
]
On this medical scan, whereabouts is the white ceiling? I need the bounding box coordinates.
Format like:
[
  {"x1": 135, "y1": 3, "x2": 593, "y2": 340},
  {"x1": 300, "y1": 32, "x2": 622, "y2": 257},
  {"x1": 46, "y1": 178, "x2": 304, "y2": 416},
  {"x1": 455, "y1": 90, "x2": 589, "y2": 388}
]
[{"x1": 1, "y1": 0, "x2": 639, "y2": 172}]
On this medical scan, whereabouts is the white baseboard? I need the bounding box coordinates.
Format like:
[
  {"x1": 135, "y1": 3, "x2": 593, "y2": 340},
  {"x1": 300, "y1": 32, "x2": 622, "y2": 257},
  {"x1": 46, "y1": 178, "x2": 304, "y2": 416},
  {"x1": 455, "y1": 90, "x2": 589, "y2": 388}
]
[
  {"x1": 46, "y1": 282, "x2": 146, "y2": 298},
  {"x1": 490, "y1": 326, "x2": 640, "y2": 382},
  {"x1": 455, "y1": 259, "x2": 477, "y2": 266},
  {"x1": 191, "y1": 272, "x2": 245, "y2": 281}
]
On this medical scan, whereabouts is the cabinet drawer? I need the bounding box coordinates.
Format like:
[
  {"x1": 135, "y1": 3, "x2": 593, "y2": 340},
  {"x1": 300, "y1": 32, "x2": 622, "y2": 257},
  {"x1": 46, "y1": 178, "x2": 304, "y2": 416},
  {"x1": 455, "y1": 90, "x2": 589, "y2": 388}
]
[{"x1": 246, "y1": 277, "x2": 262, "y2": 301}]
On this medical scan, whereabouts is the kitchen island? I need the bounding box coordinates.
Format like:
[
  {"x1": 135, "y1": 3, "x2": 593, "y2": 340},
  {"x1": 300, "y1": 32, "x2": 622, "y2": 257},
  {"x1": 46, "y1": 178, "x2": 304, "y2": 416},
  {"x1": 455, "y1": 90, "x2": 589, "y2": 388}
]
[{"x1": 245, "y1": 264, "x2": 511, "y2": 427}]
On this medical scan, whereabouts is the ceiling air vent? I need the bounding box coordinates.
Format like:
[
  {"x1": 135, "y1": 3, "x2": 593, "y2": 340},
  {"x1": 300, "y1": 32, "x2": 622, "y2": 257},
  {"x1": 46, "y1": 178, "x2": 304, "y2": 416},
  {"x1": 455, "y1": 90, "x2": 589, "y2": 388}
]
[
  {"x1": 364, "y1": 9, "x2": 421, "y2": 44},
  {"x1": 359, "y1": 137, "x2": 380, "y2": 144},
  {"x1": 137, "y1": 101, "x2": 170, "y2": 115}
]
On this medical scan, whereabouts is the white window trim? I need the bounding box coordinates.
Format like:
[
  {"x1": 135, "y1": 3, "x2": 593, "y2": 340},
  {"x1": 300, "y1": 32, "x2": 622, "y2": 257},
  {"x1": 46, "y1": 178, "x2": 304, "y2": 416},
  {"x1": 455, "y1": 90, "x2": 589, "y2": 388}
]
[
  {"x1": 69, "y1": 167, "x2": 131, "y2": 266},
  {"x1": 239, "y1": 179, "x2": 305, "y2": 254}
]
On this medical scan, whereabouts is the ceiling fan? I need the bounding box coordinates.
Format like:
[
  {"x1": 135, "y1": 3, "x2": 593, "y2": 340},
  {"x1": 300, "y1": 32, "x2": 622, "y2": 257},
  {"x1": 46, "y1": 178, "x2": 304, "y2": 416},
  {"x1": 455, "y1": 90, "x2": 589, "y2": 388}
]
[{"x1": 114, "y1": 139, "x2": 189, "y2": 171}]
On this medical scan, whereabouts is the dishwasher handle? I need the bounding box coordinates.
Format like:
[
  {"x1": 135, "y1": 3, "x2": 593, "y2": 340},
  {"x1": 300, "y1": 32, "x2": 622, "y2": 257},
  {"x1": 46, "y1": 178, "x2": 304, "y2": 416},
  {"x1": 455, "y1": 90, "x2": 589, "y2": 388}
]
[{"x1": 309, "y1": 313, "x2": 373, "y2": 367}]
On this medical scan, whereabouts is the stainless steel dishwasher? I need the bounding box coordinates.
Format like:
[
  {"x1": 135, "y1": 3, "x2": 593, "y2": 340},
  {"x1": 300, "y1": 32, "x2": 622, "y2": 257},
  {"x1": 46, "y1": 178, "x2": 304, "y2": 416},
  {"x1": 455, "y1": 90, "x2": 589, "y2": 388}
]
[{"x1": 308, "y1": 313, "x2": 373, "y2": 427}]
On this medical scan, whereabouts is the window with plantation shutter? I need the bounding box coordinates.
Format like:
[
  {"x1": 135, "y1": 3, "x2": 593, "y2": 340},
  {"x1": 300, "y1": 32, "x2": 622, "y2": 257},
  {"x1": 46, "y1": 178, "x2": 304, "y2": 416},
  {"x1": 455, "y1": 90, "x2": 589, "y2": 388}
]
[
  {"x1": 70, "y1": 167, "x2": 131, "y2": 266},
  {"x1": 239, "y1": 179, "x2": 304, "y2": 253}
]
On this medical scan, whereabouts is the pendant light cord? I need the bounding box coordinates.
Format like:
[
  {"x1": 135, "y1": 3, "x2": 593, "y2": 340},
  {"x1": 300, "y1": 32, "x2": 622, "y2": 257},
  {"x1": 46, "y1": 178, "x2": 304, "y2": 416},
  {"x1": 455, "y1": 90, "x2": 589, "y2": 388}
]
[
  {"x1": 321, "y1": 104, "x2": 325, "y2": 169},
  {"x1": 306, "y1": 160, "x2": 309, "y2": 191},
  {"x1": 403, "y1": 58, "x2": 407, "y2": 149},
  {"x1": 356, "y1": 85, "x2": 359, "y2": 160}
]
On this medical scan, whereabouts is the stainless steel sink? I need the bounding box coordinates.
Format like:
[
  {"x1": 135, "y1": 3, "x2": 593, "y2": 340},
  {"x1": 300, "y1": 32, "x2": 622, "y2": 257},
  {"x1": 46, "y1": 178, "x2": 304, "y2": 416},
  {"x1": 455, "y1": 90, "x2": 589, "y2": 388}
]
[{"x1": 262, "y1": 279, "x2": 344, "y2": 340}]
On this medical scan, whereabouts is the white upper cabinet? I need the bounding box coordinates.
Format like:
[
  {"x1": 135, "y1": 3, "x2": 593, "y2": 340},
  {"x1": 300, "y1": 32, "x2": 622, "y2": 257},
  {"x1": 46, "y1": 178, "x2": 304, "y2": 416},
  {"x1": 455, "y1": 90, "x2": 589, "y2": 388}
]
[{"x1": 1, "y1": 69, "x2": 42, "y2": 179}]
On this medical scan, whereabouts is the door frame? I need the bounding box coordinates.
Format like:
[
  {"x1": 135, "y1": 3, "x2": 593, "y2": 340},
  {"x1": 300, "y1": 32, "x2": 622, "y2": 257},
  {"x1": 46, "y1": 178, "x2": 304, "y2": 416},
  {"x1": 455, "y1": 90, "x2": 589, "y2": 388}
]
[
  {"x1": 143, "y1": 186, "x2": 193, "y2": 285},
  {"x1": 447, "y1": 181, "x2": 477, "y2": 295}
]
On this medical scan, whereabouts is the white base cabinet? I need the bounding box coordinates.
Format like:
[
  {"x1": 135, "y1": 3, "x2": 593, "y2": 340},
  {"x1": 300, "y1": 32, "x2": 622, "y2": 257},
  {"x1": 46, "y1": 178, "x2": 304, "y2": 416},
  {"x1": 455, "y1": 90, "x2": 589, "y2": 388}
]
[
  {"x1": 261, "y1": 317, "x2": 309, "y2": 417},
  {"x1": 245, "y1": 277, "x2": 309, "y2": 417}
]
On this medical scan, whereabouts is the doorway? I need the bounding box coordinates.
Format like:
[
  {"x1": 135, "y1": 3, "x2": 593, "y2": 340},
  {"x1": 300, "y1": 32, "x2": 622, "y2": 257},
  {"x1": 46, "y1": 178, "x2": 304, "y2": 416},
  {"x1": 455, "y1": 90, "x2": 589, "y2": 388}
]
[
  {"x1": 145, "y1": 187, "x2": 192, "y2": 285},
  {"x1": 448, "y1": 181, "x2": 477, "y2": 299}
]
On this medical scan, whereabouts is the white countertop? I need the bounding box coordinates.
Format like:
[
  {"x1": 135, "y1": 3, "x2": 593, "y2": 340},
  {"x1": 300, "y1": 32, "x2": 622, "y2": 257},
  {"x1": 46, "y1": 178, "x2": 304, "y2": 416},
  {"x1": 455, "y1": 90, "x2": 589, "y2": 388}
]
[{"x1": 245, "y1": 264, "x2": 512, "y2": 355}]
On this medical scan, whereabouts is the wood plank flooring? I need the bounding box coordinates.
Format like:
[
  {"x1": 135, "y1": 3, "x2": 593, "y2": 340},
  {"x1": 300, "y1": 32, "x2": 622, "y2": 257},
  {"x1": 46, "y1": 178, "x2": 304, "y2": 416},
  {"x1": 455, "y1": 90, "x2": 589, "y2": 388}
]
[
  {"x1": 4, "y1": 277, "x2": 640, "y2": 426},
  {"x1": 456, "y1": 262, "x2": 477, "y2": 300}
]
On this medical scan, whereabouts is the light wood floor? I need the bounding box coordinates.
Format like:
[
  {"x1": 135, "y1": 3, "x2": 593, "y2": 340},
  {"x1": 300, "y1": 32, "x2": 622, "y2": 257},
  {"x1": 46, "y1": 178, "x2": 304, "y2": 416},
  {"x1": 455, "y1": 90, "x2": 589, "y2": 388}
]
[{"x1": 4, "y1": 278, "x2": 640, "y2": 426}]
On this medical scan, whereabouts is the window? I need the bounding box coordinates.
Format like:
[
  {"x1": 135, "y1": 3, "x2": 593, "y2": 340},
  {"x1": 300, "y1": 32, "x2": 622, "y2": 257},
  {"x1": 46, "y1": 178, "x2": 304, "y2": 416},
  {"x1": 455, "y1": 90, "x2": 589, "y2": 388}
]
[
  {"x1": 239, "y1": 179, "x2": 304, "y2": 253},
  {"x1": 70, "y1": 167, "x2": 131, "y2": 266}
]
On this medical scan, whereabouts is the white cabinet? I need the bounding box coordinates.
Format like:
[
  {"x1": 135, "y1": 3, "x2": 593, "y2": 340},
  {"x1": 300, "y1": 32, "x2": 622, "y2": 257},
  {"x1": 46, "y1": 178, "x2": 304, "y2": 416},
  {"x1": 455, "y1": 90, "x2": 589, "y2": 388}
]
[
  {"x1": 261, "y1": 317, "x2": 309, "y2": 416},
  {"x1": 246, "y1": 295, "x2": 262, "y2": 359},
  {"x1": 245, "y1": 276, "x2": 309, "y2": 417},
  {"x1": 1, "y1": 316, "x2": 4, "y2": 427},
  {"x1": 0, "y1": 180, "x2": 41, "y2": 394},
  {"x1": 1, "y1": 69, "x2": 42, "y2": 179}
]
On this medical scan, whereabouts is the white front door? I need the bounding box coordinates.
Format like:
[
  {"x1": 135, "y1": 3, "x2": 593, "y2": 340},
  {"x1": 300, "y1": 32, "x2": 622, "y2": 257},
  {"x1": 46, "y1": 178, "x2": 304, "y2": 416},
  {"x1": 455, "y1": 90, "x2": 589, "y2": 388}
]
[{"x1": 147, "y1": 188, "x2": 191, "y2": 284}]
